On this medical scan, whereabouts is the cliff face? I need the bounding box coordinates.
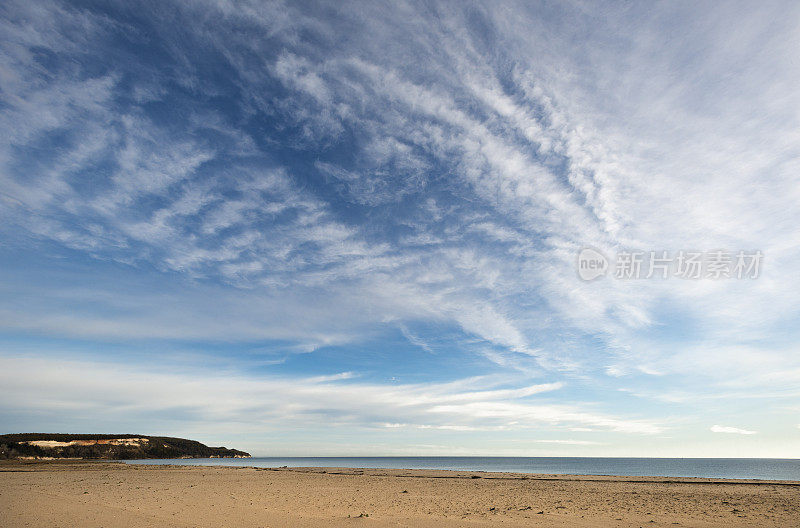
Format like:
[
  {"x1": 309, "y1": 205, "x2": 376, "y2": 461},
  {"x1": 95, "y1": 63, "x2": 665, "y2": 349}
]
[{"x1": 0, "y1": 434, "x2": 250, "y2": 460}]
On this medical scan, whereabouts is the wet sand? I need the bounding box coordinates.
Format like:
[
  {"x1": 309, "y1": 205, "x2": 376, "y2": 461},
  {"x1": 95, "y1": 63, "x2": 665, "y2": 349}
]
[{"x1": 1, "y1": 460, "x2": 798, "y2": 527}]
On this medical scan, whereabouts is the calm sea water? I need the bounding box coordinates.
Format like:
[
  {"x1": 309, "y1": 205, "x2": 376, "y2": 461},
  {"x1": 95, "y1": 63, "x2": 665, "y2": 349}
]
[{"x1": 125, "y1": 457, "x2": 800, "y2": 481}]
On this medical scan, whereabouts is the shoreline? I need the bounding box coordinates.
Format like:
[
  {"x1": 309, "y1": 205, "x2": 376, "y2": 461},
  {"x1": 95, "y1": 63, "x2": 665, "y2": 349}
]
[
  {"x1": 2, "y1": 460, "x2": 799, "y2": 527},
  {"x1": 127, "y1": 461, "x2": 800, "y2": 485},
  {"x1": 120, "y1": 457, "x2": 800, "y2": 484}
]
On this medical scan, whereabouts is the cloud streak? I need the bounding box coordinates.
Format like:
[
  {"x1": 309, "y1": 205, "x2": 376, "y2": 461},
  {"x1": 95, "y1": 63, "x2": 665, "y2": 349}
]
[
  {"x1": 711, "y1": 425, "x2": 757, "y2": 435},
  {"x1": 0, "y1": 355, "x2": 662, "y2": 444}
]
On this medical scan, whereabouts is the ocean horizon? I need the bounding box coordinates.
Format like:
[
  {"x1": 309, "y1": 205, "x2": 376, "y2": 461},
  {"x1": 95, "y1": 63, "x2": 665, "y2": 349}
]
[{"x1": 126, "y1": 456, "x2": 800, "y2": 481}]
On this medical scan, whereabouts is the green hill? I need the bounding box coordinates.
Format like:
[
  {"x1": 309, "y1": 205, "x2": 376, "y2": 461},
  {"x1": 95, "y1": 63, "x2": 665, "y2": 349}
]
[{"x1": 0, "y1": 433, "x2": 250, "y2": 460}]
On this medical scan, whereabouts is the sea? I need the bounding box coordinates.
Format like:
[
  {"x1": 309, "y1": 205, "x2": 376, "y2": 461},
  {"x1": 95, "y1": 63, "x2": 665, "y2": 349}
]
[{"x1": 125, "y1": 457, "x2": 800, "y2": 481}]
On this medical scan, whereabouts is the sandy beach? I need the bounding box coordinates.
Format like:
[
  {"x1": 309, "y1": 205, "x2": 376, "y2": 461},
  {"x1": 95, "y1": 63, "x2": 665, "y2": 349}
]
[{"x1": 1, "y1": 460, "x2": 798, "y2": 527}]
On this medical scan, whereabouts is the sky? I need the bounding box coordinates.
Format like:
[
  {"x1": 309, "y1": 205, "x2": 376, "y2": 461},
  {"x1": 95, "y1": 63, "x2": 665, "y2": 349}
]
[{"x1": 1, "y1": 0, "x2": 799, "y2": 457}]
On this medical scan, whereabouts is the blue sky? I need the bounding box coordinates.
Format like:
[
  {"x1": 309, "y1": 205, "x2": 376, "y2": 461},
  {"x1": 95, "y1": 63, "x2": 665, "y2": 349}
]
[{"x1": 1, "y1": 0, "x2": 799, "y2": 457}]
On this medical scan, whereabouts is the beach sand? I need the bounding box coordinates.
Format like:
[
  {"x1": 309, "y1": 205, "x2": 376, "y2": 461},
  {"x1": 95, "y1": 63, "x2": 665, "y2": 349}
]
[{"x1": 1, "y1": 460, "x2": 798, "y2": 527}]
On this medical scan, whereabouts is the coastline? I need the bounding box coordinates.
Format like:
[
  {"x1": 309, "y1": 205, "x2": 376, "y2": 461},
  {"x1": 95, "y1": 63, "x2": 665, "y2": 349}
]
[
  {"x1": 122, "y1": 455, "x2": 800, "y2": 481},
  {"x1": 2, "y1": 460, "x2": 798, "y2": 527}
]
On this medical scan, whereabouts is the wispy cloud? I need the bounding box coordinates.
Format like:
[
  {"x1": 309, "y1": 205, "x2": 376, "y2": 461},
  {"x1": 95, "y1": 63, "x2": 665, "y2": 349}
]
[
  {"x1": 0, "y1": 355, "x2": 661, "y2": 442},
  {"x1": 710, "y1": 425, "x2": 757, "y2": 435}
]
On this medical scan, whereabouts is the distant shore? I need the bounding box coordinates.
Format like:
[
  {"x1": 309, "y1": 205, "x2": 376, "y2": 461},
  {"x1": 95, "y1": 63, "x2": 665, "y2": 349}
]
[
  {"x1": 1, "y1": 460, "x2": 798, "y2": 527},
  {"x1": 0, "y1": 433, "x2": 250, "y2": 460}
]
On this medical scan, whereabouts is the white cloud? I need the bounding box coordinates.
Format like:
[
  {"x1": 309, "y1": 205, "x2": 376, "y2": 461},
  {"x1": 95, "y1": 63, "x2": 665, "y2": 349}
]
[
  {"x1": 535, "y1": 439, "x2": 600, "y2": 446},
  {"x1": 0, "y1": 355, "x2": 662, "y2": 437},
  {"x1": 710, "y1": 425, "x2": 757, "y2": 435}
]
